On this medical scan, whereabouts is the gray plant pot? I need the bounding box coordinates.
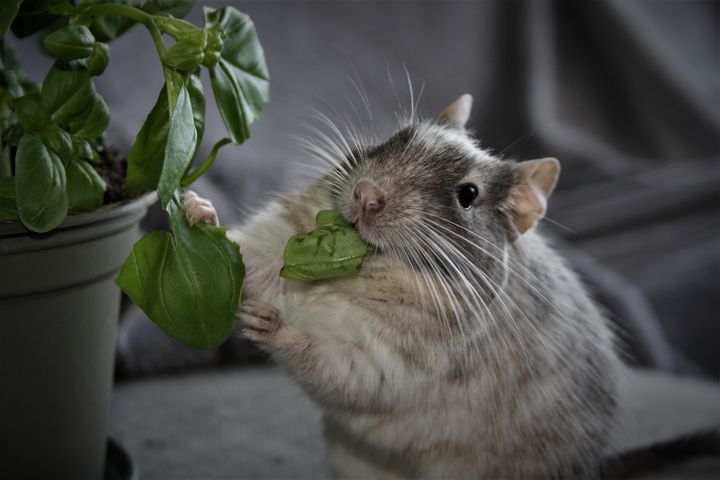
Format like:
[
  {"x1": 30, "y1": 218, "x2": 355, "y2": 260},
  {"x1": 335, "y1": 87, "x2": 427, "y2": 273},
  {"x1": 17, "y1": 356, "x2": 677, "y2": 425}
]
[{"x1": 0, "y1": 194, "x2": 155, "y2": 480}]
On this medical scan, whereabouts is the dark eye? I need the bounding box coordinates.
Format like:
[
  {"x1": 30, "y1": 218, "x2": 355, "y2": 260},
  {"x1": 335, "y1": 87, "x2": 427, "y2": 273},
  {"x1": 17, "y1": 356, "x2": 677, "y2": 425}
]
[{"x1": 457, "y1": 183, "x2": 479, "y2": 209}]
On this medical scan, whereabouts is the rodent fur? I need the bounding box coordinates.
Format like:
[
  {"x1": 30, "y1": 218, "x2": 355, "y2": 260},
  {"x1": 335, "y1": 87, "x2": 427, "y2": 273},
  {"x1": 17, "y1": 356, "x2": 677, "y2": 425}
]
[{"x1": 224, "y1": 95, "x2": 620, "y2": 479}]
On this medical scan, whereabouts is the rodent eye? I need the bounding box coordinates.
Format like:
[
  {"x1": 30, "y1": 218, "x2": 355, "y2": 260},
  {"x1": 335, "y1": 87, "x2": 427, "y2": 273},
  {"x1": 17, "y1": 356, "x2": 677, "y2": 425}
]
[{"x1": 457, "y1": 183, "x2": 479, "y2": 209}]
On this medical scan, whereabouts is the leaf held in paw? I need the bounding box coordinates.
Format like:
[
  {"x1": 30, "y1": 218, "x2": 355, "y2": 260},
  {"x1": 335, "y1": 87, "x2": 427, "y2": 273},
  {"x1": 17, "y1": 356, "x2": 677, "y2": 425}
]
[{"x1": 116, "y1": 193, "x2": 245, "y2": 349}]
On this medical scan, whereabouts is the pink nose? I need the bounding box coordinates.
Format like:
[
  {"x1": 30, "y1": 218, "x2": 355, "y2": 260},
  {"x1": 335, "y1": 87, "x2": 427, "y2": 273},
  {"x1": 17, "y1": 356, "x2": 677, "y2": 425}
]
[{"x1": 353, "y1": 181, "x2": 385, "y2": 217}]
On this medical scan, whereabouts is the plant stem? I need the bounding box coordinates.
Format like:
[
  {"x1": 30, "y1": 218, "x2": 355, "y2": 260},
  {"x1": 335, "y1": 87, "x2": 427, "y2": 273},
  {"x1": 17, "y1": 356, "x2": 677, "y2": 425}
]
[
  {"x1": 181, "y1": 138, "x2": 232, "y2": 187},
  {"x1": 80, "y1": 3, "x2": 152, "y2": 25},
  {"x1": 146, "y1": 22, "x2": 184, "y2": 109},
  {"x1": 81, "y1": 3, "x2": 182, "y2": 111}
]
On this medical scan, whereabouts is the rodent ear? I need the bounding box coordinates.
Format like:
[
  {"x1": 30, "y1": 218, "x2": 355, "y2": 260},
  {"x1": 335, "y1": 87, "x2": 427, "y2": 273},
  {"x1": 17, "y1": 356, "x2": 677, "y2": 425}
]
[
  {"x1": 511, "y1": 158, "x2": 560, "y2": 235},
  {"x1": 437, "y1": 94, "x2": 473, "y2": 129}
]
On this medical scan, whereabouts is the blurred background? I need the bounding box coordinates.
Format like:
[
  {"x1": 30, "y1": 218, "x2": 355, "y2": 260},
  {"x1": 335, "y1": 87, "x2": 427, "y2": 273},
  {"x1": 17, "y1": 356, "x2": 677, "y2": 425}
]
[{"x1": 9, "y1": 0, "x2": 719, "y2": 476}]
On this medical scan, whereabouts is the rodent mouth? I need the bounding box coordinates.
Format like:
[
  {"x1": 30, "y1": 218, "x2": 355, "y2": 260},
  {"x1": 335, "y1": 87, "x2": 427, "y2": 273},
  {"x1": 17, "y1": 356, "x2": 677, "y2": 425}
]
[{"x1": 352, "y1": 220, "x2": 382, "y2": 249}]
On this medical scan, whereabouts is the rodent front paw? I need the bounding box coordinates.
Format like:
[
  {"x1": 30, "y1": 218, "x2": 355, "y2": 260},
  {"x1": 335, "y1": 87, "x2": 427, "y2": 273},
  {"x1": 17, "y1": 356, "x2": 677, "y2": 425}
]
[
  {"x1": 183, "y1": 190, "x2": 219, "y2": 227},
  {"x1": 239, "y1": 299, "x2": 282, "y2": 343}
]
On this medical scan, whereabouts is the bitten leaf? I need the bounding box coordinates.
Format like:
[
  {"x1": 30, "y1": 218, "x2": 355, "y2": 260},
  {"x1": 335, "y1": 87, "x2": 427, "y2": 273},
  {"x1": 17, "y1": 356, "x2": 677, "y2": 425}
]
[{"x1": 280, "y1": 210, "x2": 369, "y2": 281}]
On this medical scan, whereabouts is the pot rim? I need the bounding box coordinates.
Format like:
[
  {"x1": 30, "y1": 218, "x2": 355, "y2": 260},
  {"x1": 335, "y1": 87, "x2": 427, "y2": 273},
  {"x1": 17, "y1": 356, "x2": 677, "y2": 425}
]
[{"x1": 0, "y1": 192, "x2": 157, "y2": 237}]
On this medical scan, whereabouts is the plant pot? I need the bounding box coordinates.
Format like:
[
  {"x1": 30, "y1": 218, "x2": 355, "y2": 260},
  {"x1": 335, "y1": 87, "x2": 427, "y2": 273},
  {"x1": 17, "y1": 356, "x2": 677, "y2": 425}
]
[{"x1": 0, "y1": 193, "x2": 156, "y2": 480}]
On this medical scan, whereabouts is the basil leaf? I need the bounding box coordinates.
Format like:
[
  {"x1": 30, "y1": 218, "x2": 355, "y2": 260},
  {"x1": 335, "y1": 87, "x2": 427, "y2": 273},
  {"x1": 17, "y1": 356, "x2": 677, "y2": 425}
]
[
  {"x1": 201, "y1": 24, "x2": 223, "y2": 67},
  {"x1": 125, "y1": 86, "x2": 169, "y2": 194},
  {"x1": 0, "y1": 0, "x2": 24, "y2": 37},
  {"x1": 116, "y1": 195, "x2": 245, "y2": 349},
  {"x1": 14, "y1": 94, "x2": 49, "y2": 132},
  {"x1": 280, "y1": 210, "x2": 369, "y2": 282},
  {"x1": 41, "y1": 66, "x2": 95, "y2": 126},
  {"x1": 73, "y1": 92, "x2": 110, "y2": 139},
  {"x1": 15, "y1": 133, "x2": 68, "y2": 233},
  {"x1": 40, "y1": 124, "x2": 72, "y2": 164},
  {"x1": 161, "y1": 35, "x2": 205, "y2": 72},
  {"x1": 1, "y1": 40, "x2": 26, "y2": 98},
  {"x1": 187, "y1": 71, "x2": 205, "y2": 151},
  {"x1": 42, "y1": 24, "x2": 95, "y2": 61},
  {"x1": 204, "y1": 6, "x2": 269, "y2": 145},
  {"x1": 157, "y1": 85, "x2": 196, "y2": 208},
  {"x1": 316, "y1": 210, "x2": 351, "y2": 227},
  {"x1": 87, "y1": 42, "x2": 109, "y2": 76},
  {"x1": 72, "y1": 136, "x2": 96, "y2": 162},
  {"x1": 66, "y1": 158, "x2": 106, "y2": 212},
  {"x1": 0, "y1": 177, "x2": 19, "y2": 222}
]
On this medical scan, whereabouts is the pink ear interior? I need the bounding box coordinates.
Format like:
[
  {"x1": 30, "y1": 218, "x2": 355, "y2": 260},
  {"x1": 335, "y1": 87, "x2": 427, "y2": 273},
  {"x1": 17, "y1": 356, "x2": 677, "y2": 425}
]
[
  {"x1": 512, "y1": 158, "x2": 560, "y2": 234},
  {"x1": 438, "y1": 94, "x2": 473, "y2": 128}
]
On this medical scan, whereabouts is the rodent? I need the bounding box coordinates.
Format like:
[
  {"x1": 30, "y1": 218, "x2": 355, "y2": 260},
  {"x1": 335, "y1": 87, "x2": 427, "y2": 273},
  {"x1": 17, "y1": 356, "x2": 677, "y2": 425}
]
[{"x1": 185, "y1": 94, "x2": 620, "y2": 479}]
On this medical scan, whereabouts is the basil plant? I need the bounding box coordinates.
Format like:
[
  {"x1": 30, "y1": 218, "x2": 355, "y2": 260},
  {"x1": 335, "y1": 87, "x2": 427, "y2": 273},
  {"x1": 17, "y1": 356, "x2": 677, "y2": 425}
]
[{"x1": 0, "y1": 0, "x2": 269, "y2": 349}]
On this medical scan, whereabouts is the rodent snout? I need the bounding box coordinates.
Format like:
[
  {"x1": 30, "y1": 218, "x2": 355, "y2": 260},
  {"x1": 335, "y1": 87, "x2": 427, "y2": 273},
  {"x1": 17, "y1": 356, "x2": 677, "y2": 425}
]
[{"x1": 353, "y1": 180, "x2": 385, "y2": 219}]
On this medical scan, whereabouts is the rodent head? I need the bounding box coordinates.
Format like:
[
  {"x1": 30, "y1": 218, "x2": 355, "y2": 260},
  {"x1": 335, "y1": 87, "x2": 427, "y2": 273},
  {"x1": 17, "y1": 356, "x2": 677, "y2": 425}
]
[
  {"x1": 328, "y1": 94, "x2": 560, "y2": 309},
  {"x1": 334, "y1": 94, "x2": 560, "y2": 280}
]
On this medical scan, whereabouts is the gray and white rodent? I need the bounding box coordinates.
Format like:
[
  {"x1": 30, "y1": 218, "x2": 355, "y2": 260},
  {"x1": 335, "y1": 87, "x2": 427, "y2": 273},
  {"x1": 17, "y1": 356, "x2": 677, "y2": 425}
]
[{"x1": 184, "y1": 94, "x2": 619, "y2": 479}]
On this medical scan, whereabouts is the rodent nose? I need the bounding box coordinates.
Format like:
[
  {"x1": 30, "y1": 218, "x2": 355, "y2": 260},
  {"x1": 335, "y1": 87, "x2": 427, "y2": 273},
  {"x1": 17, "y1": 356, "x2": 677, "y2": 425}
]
[{"x1": 353, "y1": 181, "x2": 385, "y2": 217}]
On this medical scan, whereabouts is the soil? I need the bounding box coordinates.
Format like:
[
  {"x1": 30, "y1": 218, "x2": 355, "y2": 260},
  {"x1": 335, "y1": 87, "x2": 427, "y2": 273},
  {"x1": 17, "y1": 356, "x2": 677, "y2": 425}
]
[{"x1": 94, "y1": 146, "x2": 128, "y2": 204}]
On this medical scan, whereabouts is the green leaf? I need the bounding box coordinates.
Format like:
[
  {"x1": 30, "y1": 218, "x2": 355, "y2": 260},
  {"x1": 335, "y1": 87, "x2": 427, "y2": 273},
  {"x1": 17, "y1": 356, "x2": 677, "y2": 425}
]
[
  {"x1": 17, "y1": 74, "x2": 40, "y2": 97},
  {"x1": 116, "y1": 195, "x2": 245, "y2": 349},
  {"x1": 87, "y1": 42, "x2": 109, "y2": 76},
  {"x1": 280, "y1": 210, "x2": 369, "y2": 282},
  {"x1": 1, "y1": 40, "x2": 26, "y2": 98},
  {"x1": 42, "y1": 24, "x2": 96, "y2": 61},
  {"x1": 66, "y1": 158, "x2": 105, "y2": 212},
  {"x1": 73, "y1": 93, "x2": 110, "y2": 139},
  {"x1": 0, "y1": 0, "x2": 24, "y2": 37},
  {"x1": 157, "y1": 86, "x2": 196, "y2": 207},
  {"x1": 40, "y1": 124, "x2": 72, "y2": 163},
  {"x1": 154, "y1": 15, "x2": 198, "y2": 39},
  {"x1": 0, "y1": 177, "x2": 19, "y2": 222},
  {"x1": 187, "y1": 71, "x2": 205, "y2": 149},
  {"x1": 161, "y1": 34, "x2": 205, "y2": 72},
  {"x1": 41, "y1": 66, "x2": 95, "y2": 126},
  {"x1": 204, "y1": 6, "x2": 269, "y2": 145},
  {"x1": 15, "y1": 133, "x2": 68, "y2": 232},
  {"x1": 14, "y1": 94, "x2": 49, "y2": 132},
  {"x1": 201, "y1": 24, "x2": 223, "y2": 67},
  {"x1": 125, "y1": 86, "x2": 170, "y2": 194},
  {"x1": 316, "y1": 210, "x2": 352, "y2": 227},
  {"x1": 72, "y1": 136, "x2": 95, "y2": 162},
  {"x1": 0, "y1": 39, "x2": 21, "y2": 72},
  {"x1": 163, "y1": 68, "x2": 185, "y2": 113}
]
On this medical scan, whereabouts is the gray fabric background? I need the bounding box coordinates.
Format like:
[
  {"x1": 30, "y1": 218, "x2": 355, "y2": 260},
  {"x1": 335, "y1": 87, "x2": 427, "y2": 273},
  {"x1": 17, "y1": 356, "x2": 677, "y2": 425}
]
[{"x1": 10, "y1": 0, "x2": 719, "y2": 376}]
